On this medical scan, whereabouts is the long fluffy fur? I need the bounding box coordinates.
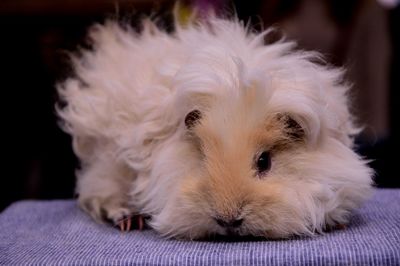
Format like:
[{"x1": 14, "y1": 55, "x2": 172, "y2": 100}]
[{"x1": 58, "y1": 17, "x2": 373, "y2": 239}]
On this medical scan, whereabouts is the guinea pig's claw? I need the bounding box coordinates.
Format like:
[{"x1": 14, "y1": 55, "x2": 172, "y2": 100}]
[
  {"x1": 137, "y1": 215, "x2": 144, "y2": 231},
  {"x1": 325, "y1": 223, "x2": 347, "y2": 233},
  {"x1": 115, "y1": 215, "x2": 145, "y2": 232},
  {"x1": 116, "y1": 215, "x2": 132, "y2": 232},
  {"x1": 335, "y1": 223, "x2": 346, "y2": 230}
]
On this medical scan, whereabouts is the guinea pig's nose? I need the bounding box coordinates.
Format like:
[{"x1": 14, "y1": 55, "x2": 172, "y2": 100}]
[{"x1": 214, "y1": 217, "x2": 243, "y2": 228}]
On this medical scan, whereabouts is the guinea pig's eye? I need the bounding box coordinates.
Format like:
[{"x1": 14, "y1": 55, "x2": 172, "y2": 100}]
[{"x1": 256, "y1": 151, "x2": 271, "y2": 175}]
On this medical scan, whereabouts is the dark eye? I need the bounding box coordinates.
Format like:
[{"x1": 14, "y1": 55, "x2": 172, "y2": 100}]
[{"x1": 256, "y1": 151, "x2": 271, "y2": 174}]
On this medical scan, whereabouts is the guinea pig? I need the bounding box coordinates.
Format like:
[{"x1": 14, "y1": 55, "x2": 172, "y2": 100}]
[{"x1": 57, "y1": 17, "x2": 373, "y2": 239}]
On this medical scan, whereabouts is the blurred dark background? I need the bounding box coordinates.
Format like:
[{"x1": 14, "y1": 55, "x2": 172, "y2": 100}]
[{"x1": 1, "y1": 0, "x2": 399, "y2": 211}]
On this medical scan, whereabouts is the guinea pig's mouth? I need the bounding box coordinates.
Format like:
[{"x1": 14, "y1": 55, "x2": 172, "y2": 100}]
[
  {"x1": 216, "y1": 227, "x2": 245, "y2": 238},
  {"x1": 210, "y1": 225, "x2": 272, "y2": 241},
  {"x1": 209, "y1": 230, "x2": 267, "y2": 242},
  {"x1": 224, "y1": 227, "x2": 240, "y2": 236}
]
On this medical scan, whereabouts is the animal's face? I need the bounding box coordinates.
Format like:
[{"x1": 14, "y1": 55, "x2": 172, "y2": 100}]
[{"x1": 153, "y1": 86, "x2": 323, "y2": 239}]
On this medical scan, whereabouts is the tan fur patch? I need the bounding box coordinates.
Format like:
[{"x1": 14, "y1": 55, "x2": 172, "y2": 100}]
[{"x1": 189, "y1": 104, "x2": 304, "y2": 220}]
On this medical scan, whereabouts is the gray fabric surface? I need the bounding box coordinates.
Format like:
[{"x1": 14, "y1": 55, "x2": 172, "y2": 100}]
[{"x1": 0, "y1": 189, "x2": 399, "y2": 265}]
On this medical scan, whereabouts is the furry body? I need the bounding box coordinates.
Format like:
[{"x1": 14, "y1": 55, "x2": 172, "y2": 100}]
[{"x1": 58, "y1": 18, "x2": 373, "y2": 239}]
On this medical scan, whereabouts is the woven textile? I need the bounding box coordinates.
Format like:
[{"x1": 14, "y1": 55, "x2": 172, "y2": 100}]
[{"x1": 1, "y1": 189, "x2": 399, "y2": 265}]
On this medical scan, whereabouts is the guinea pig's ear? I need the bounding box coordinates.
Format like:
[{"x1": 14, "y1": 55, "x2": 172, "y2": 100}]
[
  {"x1": 277, "y1": 113, "x2": 305, "y2": 142},
  {"x1": 184, "y1": 109, "x2": 202, "y2": 129}
]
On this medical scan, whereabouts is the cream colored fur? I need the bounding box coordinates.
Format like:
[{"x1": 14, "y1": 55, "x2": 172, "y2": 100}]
[{"x1": 57, "y1": 17, "x2": 373, "y2": 239}]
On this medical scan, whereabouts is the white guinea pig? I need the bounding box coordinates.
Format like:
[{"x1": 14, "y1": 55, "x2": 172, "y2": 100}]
[{"x1": 57, "y1": 17, "x2": 373, "y2": 239}]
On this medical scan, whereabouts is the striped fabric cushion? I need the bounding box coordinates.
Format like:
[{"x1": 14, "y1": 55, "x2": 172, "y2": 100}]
[{"x1": 1, "y1": 189, "x2": 399, "y2": 265}]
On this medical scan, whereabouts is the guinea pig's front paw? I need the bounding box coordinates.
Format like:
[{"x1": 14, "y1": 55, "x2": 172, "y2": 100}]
[{"x1": 79, "y1": 197, "x2": 143, "y2": 231}]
